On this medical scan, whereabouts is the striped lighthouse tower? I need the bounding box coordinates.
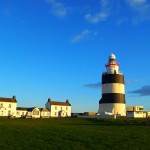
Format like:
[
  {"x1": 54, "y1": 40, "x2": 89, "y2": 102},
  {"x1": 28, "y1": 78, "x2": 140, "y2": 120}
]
[{"x1": 98, "y1": 54, "x2": 126, "y2": 116}]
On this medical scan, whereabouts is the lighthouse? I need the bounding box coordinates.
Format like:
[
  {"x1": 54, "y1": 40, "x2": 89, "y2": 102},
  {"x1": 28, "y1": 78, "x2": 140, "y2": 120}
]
[{"x1": 98, "y1": 54, "x2": 126, "y2": 116}]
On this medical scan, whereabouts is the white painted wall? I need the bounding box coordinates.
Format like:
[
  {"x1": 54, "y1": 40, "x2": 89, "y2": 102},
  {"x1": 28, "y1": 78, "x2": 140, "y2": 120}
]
[
  {"x1": 0, "y1": 102, "x2": 17, "y2": 117},
  {"x1": 143, "y1": 112, "x2": 150, "y2": 118},
  {"x1": 102, "y1": 83, "x2": 125, "y2": 94},
  {"x1": 50, "y1": 105, "x2": 71, "y2": 117},
  {"x1": 98, "y1": 103, "x2": 126, "y2": 116},
  {"x1": 106, "y1": 65, "x2": 119, "y2": 74},
  {"x1": 31, "y1": 108, "x2": 40, "y2": 118},
  {"x1": 16, "y1": 108, "x2": 40, "y2": 118},
  {"x1": 16, "y1": 110, "x2": 27, "y2": 118},
  {"x1": 127, "y1": 111, "x2": 144, "y2": 118},
  {"x1": 40, "y1": 111, "x2": 50, "y2": 118}
]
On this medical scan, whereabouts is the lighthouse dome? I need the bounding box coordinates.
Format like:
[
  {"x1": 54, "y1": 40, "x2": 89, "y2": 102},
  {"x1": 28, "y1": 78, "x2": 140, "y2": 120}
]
[{"x1": 109, "y1": 53, "x2": 116, "y2": 60}]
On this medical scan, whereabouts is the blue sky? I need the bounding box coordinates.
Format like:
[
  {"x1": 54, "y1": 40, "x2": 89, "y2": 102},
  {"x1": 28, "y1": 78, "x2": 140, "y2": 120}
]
[{"x1": 0, "y1": 0, "x2": 150, "y2": 112}]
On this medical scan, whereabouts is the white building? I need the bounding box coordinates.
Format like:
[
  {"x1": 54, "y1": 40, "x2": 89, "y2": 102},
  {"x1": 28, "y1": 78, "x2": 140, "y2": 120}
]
[
  {"x1": 45, "y1": 98, "x2": 71, "y2": 117},
  {"x1": 26, "y1": 107, "x2": 40, "y2": 118},
  {"x1": 16, "y1": 107, "x2": 41, "y2": 118},
  {"x1": 126, "y1": 106, "x2": 144, "y2": 118},
  {"x1": 0, "y1": 96, "x2": 17, "y2": 117},
  {"x1": 16, "y1": 107, "x2": 27, "y2": 118},
  {"x1": 40, "y1": 108, "x2": 50, "y2": 118}
]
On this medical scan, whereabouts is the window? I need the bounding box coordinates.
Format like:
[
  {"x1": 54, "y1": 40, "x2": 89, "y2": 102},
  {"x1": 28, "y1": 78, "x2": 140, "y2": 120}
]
[
  {"x1": 61, "y1": 107, "x2": 62, "y2": 110},
  {"x1": 9, "y1": 104, "x2": 11, "y2": 108},
  {"x1": 22, "y1": 112, "x2": 24, "y2": 115},
  {"x1": 0, "y1": 103, "x2": 3, "y2": 107},
  {"x1": 33, "y1": 110, "x2": 39, "y2": 115},
  {"x1": 66, "y1": 112, "x2": 68, "y2": 116},
  {"x1": 55, "y1": 106, "x2": 57, "y2": 110},
  {"x1": 139, "y1": 107, "x2": 143, "y2": 111},
  {"x1": 55, "y1": 112, "x2": 57, "y2": 115},
  {"x1": 8, "y1": 111, "x2": 11, "y2": 115},
  {"x1": 66, "y1": 107, "x2": 68, "y2": 110},
  {"x1": 17, "y1": 112, "x2": 20, "y2": 115},
  {"x1": 1, "y1": 111, "x2": 3, "y2": 115}
]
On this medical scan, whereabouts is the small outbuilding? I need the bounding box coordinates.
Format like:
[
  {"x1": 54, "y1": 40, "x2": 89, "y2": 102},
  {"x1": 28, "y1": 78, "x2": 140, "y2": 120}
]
[{"x1": 40, "y1": 108, "x2": 50, "y2": 118}]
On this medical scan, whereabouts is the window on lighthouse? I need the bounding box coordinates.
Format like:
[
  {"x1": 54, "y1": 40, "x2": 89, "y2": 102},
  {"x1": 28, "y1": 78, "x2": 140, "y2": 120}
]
[{"x1": 109, "y1": 59, "x2": 115, "y2": 62}]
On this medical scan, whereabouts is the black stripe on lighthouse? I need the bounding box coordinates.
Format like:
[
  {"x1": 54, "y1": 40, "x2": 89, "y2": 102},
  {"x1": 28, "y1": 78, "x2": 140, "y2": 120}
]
[
  {"x1": 99, "y1": 93, "x2": 125, "y2": 104},
  {"x1": 100, "y1": 73, "x2": 125, "y2": 104},
  {"x1": 102, "y1": 74, "x2": 124, "y2": 84}
]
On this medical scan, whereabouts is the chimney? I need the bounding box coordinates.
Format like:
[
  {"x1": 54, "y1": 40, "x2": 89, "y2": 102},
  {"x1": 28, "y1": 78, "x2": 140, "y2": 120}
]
[
  {"x1": 66, "y1": 99, "x2": 69, "y2": 103},
  {"x1": 13, "y1": 95, "x2": 16, "y2": 100},
  {"x1": 48, "y1": 98, "x2": 51, "y2": 102}
]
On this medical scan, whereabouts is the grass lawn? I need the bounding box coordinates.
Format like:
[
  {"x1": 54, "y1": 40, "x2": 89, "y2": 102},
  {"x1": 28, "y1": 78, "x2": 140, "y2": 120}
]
[{"x1": 0, "y1": 118, "x2": 150, "y2": 150}]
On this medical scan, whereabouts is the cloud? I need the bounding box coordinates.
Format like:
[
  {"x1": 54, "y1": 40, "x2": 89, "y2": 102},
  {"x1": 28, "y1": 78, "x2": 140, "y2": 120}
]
[
  {"x1": 84, "y1": 82, "x2": 101, "y2": 89},
  {"x1": 127, "y1": 0, "x2": 147, "y2": 6},
  {"x1": 84, "y1": 0, "x2": 150, "y2": 25},
  {"x1": 85, "y1": 0, "x2": 110, "y2": 24},
  {"x1": 125, "y1": 79, "x2": 140, "y2": 84},
  {"x1": 129, "y1": 85, "x2": 150, "y2": 96},
  {"x1": 126, "y1": 0, "x2": 150, "y2": 23},
  {"x1": 46, "y1": 0, "x2": 68, "y2": 17},
  {"x1": 116, "y1": 18, "x2": 128, "y2": 26},
  {"x1": 70, "y1": 29, "x2": 98, "y2": 43},
  {"x1": 85, "y1": 12, "x2": 109, "y2": 24}
]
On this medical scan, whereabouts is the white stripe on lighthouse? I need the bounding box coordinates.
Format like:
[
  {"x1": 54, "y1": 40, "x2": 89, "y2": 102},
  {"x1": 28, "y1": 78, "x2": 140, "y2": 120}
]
[{"x1": 102, "y1": 83, "x2": 125, "y2": 94}]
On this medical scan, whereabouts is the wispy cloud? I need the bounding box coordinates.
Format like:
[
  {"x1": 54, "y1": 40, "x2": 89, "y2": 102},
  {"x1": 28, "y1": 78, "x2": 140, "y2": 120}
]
[
  {"x1": 126, "y1": 0, "x2": 147, "y2": 6},
  {"x1": 46, "y1": 0, "x2": 68, "y2": 17},
  {"x1": 129, "y1": 85, "x2": 150, "y2": 96},
  {"x1": 70, "y1": 29, "x2": 98, "y2": 43},
  {"x1": 84, "y1": 82, "x2": 101, "y2": 89},
  {"x1": 126, "y1": 0, "x2": 150, "y2": 23},
  {"x1": 85, "y1": 12, "x2": 108, "y2": 24},
  {"x1": 125, "y1": 79, "x2": 140, "y2": 84},
  {"x1": 85, "y1": 0, "x2": 110, "y2": 24},
  {"x1": 116, "y1": 18, "x2": 128, "y2": 26},
  {"x1": 84, "y1": 0, "x2": 150, "y2": 25}
]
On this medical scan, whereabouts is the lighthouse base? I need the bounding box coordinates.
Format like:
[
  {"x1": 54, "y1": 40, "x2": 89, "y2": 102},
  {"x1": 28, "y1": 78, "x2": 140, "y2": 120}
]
[{"x1": 98, "y1": 103, "x2": 126, "y2": 116}]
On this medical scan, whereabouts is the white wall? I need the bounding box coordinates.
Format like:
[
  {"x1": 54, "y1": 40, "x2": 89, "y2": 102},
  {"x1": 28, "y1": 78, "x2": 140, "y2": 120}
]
[
  {"x1": 0, "y1": 102, "x2": 17, "y2": 117},
  {"x1": 106, "y1": 65, "x2": 119, "y2": 74},
  {"x1": 50, "y1": 105, "x2": 71, "y2": 117},
  {"x1": 102, "y1": 83, "x2": 125, "y2": 94},
  {"x1": 127, "y1": 111, "x2": 144, "y2": 118},
  {"x1": 31, "y1": 108, "x2": 40, "y2": 118},
  {"x1": 16, "y1": 108, "x2": 40, "y2": 118},
  {"x1": 16, "y1": 110, "x2": 27, "y2": 118},
  {"x1": 98, "y1": 103, "x2": 126, "y2": 116},
  {"x1": 40, "y1": 111, "x2": 50, "y2": 118}
]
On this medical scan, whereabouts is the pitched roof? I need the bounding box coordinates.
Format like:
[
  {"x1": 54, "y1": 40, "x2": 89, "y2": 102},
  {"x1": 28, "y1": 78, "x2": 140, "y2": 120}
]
[
  {"x1": 17, "y1": 107, "x2": 28, "y2": 111},
  {"x1": 39, "y1": 108, "x2": 50, "y2": 112},
  {"x1": 27, "y1": 107, "x2": 37, "y2": 112},
  {"x1": 50, "y1": 101, "x2": 71, "y2": 106},
  {"x1": 0, "y1": 97, "x2": 17, "y2": 103}
]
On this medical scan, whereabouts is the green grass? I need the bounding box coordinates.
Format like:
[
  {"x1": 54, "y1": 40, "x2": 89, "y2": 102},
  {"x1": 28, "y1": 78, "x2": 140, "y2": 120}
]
[{"x1": 0, "y1": 118, "x2": 150, "y2": 150}]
